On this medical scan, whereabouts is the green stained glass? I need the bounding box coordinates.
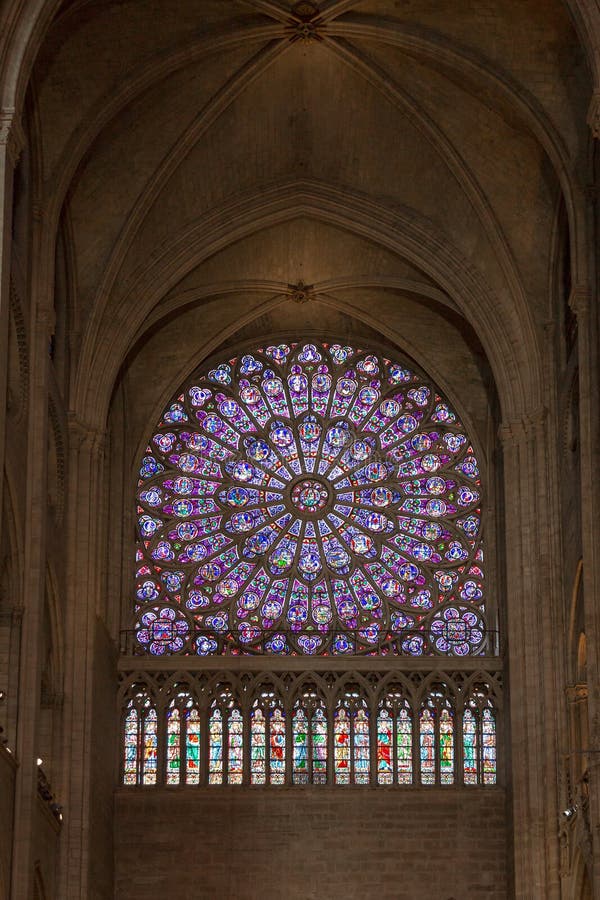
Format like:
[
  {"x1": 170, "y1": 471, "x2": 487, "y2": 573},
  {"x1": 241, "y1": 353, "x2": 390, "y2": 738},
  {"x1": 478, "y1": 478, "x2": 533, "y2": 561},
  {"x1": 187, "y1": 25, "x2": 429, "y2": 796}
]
[
  {"x1": 166, "y1": 707, "x2": 181, "y2": 785},
  {"x1": 463, "y1": 708, "x2": 477, "y2": 785},
  {"x1": 397, "y1": 706, "x2": 413, "y2": 785},
  {"x1": 209, "y1": 708, "x2": 223, "y2": 784},
  {"x1": 482, "y1": 708, "x2": 497, "y2": 785},
  {"x1": 439, "y1": 707, "x2": 454, "y2": 784},
  {"x1": 312, "y1": 707, "x2": 327, "y2": 784},
  {"x1": 251, "y1": 708, "x2": 266, "y2": 784},
  {"x1": 228, "y1": 708, "x2": 243, "y2": 784},
  {"x1": 334, "y1": 707, "x2": 350, "y2": 784},
  {"x1": 420, "y1": 707, "x2": 435, "y2": 785},
  {"x1": 293, "y1": 708, "x2": 309, "y2": 784},
  {"x1": 185, "y1": 708, "x2": 200, "y2": 785}
]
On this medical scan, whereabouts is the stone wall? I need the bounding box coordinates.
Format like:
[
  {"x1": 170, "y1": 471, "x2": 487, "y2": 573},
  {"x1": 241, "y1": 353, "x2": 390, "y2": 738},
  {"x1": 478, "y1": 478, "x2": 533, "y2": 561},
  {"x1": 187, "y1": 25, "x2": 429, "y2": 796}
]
[
  {"x1": 0, "y1": 747, "x2": 15, "y2": 899},
  {"x1": 115, "y1": 788, "x2": 507, "y2": 900}
]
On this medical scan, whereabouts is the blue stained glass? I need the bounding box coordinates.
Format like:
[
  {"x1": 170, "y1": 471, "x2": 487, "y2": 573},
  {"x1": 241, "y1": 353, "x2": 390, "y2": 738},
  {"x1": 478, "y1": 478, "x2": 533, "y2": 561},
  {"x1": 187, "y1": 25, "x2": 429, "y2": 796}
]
[{"x1": 135, "y1": 342, "x2": 485, "y2": 656}]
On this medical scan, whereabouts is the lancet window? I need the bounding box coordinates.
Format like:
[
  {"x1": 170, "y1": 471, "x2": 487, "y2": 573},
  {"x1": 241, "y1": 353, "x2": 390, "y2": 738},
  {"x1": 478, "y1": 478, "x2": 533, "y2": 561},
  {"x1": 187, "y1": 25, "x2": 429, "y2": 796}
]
[
  {"x1": 165, "y1": 690, "x2": 200, "y2": 785},
  {"x1": 292, "y1": 689, "x2": 328, "y2": 784},
  {"x1": 208, "y1": 689, "x2": 243, "y2": 785},
  {"x1": 250, "y1": 690, "x2": 286, "y2": 785},
  {"x1": 334, "y1": 690, "x2": 370, "y2": 784},
  {"x1": 376, "y1": 688, "x2": 413, "y2": 785},
  {"x1": 119, "y1": 674, "x2": 499, "y2": 788},
  {"x1": 122, "y1": 687, "x2": 157, "y2": 786}
]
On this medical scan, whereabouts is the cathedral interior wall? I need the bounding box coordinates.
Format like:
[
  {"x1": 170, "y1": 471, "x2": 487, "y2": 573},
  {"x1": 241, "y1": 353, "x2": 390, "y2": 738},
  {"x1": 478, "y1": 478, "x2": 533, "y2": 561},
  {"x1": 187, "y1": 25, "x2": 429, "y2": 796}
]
[{"x1": 114, "y1": 788, "x2": 507, "y2": 900}]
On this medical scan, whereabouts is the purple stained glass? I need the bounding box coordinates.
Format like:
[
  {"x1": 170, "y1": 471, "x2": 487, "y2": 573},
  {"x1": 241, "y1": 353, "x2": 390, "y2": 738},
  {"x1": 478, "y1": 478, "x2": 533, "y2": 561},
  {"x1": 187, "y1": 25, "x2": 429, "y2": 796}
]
[{"x1": 134, "y1": 342, "x2": 486, "y2": 655}]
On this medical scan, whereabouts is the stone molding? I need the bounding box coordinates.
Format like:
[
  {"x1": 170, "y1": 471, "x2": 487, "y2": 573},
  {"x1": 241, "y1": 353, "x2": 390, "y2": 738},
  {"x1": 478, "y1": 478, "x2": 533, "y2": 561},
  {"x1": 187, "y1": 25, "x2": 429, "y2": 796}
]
[
  {"x1": 8, "y1": 278, "x2": 29, "y2": 420},
  {"x1": 75, "y1": 179, "x2": 537, "y2": 427},
  {"x1": 569, "y1": 284, "x2": 591, "y2": 317},
  {"x1": 587, "y1": 91, "x2": 600, "y2": 141},
  {"x1": 48, "y1": 396, "x2": 66, "y2": 526},
  {"x1": 287, "y1": 280, "x2": 313, "y2": 303},
  {"x1": 566, "y1": 683, "x2": 589, "y2": 703},
  {"x1": 498, "y1": 407, "x2": 548, "y2": 446},
  {"x1": 286, "y1": 2, "x2": 325, "y2": 43},
  {"x1": 67, "y1": 413, "x2": 106, "y2": 457},
  {"x1": 0, "y1": 107, "x2": 25, "y2": 169}
]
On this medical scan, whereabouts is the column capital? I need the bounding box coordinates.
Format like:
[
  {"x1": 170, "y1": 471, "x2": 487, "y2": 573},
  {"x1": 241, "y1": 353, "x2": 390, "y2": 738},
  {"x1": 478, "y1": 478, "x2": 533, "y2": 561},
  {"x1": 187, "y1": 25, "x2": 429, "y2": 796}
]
[
  {"x1": 0, "y1": 108, "x2": 25, "y2": 170},
  {"x1": 587, "y1": 90, "x2": 600, "y2": 142},
  {"x1": 566, "y1": 683, "x2": 589, "y2": 703},
  {"x1": 569, "y1": 284, "x2": 591, "y2": 317},
  {"x1": 67, "y1": 413, "x2": 106, "y2": 456}
]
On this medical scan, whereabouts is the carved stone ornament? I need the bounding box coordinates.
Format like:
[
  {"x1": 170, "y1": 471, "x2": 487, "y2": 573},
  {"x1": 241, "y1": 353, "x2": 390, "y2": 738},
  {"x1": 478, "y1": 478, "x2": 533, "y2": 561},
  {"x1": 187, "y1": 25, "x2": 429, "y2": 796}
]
[
  {"x1": 288, "y1": 280, "x2": 314, "y2": 303},
  {"x1": 568, "y1": 284, "x2": 591, "y2": 317},
  {"x1": 565, "y1": 683, "x2": 589, "y2": 704},
  {"x1": 0, "y1": 108, "x2": 25, "y2": 169},
  {"x1": 287, "y1": 2, "x2": 323, "y2": 43},
  {"x1": 587, "y1": 91, "x2": 600, "y2": 141}
]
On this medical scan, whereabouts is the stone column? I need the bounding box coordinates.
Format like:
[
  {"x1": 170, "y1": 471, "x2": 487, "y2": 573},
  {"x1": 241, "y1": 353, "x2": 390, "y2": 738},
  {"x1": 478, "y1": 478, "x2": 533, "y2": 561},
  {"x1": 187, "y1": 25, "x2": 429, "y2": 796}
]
[
  {"x1": 571, "y1": 270, "x2": 600, "y2": 894},
  {"x1": 58, "y1": 416, "x2": 107, "y2": 898},
  {"x1": 0, "y1": 109, "x2": 24, "y2": 549},
  {"x1": 10, "y1": 299, "x2": 52, "y2": 900},
  {"x1": 500, "y1": 408, "x2": 565, "y2": 898}
]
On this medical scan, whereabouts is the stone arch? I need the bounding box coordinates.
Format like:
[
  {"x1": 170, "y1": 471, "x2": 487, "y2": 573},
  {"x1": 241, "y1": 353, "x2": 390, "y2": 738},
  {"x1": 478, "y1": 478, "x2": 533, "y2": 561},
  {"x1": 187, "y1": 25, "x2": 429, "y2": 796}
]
[{"x1": 76, "y1": 183, "x2": 542, "y2": 428}]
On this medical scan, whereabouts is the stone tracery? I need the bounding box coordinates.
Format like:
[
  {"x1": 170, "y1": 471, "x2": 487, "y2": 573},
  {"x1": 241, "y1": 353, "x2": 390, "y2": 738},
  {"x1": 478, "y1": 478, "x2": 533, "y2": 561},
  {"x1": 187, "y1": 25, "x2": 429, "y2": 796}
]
[{"x1": 135, "y1": 340, "x2": 486, "y2": 657}]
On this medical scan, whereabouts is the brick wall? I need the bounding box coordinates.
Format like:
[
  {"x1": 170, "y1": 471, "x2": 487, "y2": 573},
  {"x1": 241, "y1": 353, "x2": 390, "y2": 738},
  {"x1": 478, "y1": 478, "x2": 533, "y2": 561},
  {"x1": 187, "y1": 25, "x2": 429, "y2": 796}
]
[{"x1": 115, "y1": 787, "x2": 507, "y2": 900}]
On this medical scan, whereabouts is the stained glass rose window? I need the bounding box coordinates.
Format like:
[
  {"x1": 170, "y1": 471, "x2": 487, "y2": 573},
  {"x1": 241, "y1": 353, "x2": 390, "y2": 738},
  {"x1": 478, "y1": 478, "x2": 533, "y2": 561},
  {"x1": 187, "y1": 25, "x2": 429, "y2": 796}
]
[{"x1": 134, "y1": 341, "x2": 485, "y2": 656}]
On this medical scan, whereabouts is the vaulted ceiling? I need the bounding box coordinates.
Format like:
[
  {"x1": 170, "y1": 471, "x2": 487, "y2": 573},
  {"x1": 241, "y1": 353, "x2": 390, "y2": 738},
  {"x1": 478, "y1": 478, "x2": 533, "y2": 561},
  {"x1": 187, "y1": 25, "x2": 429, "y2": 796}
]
[{"x1": 13, "y1": 0, "x2": 593, "y2": 446}]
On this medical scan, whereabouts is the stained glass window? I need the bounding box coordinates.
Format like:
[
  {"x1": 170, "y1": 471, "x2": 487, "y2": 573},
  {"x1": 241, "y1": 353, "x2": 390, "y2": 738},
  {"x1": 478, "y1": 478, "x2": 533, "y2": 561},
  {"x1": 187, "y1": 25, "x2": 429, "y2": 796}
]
[
  {"x1": 397, "y1": 705, "x2": 413, "y2": 784},
  {"x1": 209, "y1": 707, "x2": 223, "y2": 784},
  {"x1": 463, "y1": 707, "x2": 478, "y2": 785},
  {"x1": 134, "y1": 341, "x2": 485, "y2": 657},
  {"x1": 269, "y1": 707, "x2": 286, "y2": 785},
  {"x1": 250, "y1": 706, "x2": 266, "y2": 784},
  {"x1": 419, "y1": 704, "x2": 435, "y2": 785},
  {"x1": 334, "y1": 705, "x2": 351, "y2": 784},
  {"x1": 165, "y1": 693, "x2": 201, "y2": 785},
  {"x1": 463, "y1": 696, "x2": 497, "y2": 785},
  {"x1": 377, "y1": 693, "x2": 413, "y2": 785},
  {"x1": 250, "y1": 691, "x2": 286, "y2": 785},
  {"x1": 311, "y1": 707, "x2": 328, "y2": 784},
  {"x1": 143, "y1": 708, "x2": 158, "y2": 785},
  {"x1": 228, "y1": 708, "x2": 244, "y2": 784},
  {"x1": 439, "y1": 705, "x2": 454, "y2": 784},
  {"x1": 186, "y1": 708, "x2": 201, "y2": 784},
  {"x1": 122, "y1": 678, "x2": 498, "y2": 787},
  {"x1": 482, "y1": 707, "x2": 497, "y2": 785},
  {"x1": 292, "y1": 691, "x2": 328, "y2": 784},
  {"x1": 334, "y1": 695, "x2": 370, "y2": 784},
  {"x1": 122, "y1": 689, "x2": 157, "y2": 785},
  {"x1": 166, "y1": 706, "x2": 181, "y2": 784},
  {"x1": 123, "y1": 706, "x2": 139, "y2": 786},
  {"x1": 293, "y1": 705, "x2": 309, "y2": 784},
  {"x1": 377, "y1": 707, "x2": 393, "y2": 785},
  {"x1": 353, "y1": 706, "x2": 370, "y2": 784}
]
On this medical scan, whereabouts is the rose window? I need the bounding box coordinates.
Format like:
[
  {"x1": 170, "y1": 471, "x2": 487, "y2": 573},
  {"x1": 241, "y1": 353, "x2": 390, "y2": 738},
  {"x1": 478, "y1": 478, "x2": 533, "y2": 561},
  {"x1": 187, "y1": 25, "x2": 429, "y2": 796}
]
[{"x1": 134, "y1": 341, "x2": 485, "y2": 656}]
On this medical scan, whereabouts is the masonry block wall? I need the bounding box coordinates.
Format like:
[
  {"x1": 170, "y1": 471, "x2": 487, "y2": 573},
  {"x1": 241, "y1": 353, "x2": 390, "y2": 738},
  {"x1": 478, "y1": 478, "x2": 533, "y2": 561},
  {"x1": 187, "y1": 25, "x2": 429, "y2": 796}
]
[
  {"x1": 0, "y1": 748, "x2": 15, "y2": 898},
  {"x1": 114, "y1": 788, "x2": 507, "y2": 900}
]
